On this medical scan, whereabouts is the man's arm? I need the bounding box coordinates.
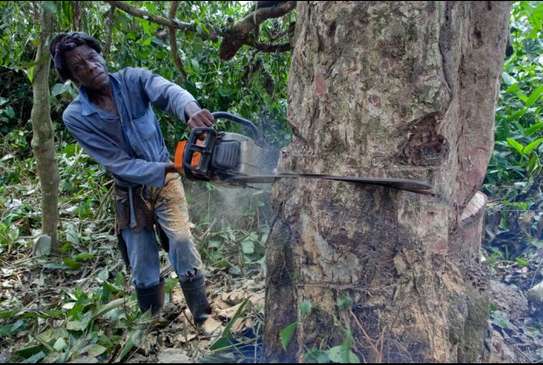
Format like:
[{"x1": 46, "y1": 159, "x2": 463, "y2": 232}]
[
  {"x1": 133, "y1": 67, "x2": 214, "y2": 128},
  {"x1": 64, "y1": 113, "x2": 170, "y2": 187}
]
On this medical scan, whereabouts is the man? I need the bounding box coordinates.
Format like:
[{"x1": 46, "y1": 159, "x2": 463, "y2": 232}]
[{"x1": 50, "y1": 32, "x2": 214, "y2": 325}]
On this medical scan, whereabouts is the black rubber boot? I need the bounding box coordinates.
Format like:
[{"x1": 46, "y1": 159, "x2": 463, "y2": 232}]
[
  {"x1": 135, "y1": 279, "x2": 164, "y2": 316},
  {"x1": 180, "y1": 274, "x2": 212, "y2": 325}
]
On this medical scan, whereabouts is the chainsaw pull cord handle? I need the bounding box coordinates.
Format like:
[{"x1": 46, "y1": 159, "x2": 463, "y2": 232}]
[{"x1": 211, "y1": 111, "x2": 264, "y2": 146}]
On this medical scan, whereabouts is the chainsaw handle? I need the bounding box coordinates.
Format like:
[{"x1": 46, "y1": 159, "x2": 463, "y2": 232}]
[{"x1": 212, "y1": 112, "x2": 263, "y2": 145}]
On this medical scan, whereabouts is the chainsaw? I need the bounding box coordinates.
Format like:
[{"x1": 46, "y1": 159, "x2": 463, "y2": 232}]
[{"x1": 174, "y1": 112, "x2": 433, "y2": 195}]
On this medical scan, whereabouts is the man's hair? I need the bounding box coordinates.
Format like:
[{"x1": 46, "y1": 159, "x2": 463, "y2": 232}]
[{"x1": 49, "y1": 32, "x2": 102, "y2": 82}]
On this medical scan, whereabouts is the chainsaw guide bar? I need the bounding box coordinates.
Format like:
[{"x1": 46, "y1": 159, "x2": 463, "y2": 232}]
[{"x1": 224, "y1": 173, "x2": 433, "y2": 195}]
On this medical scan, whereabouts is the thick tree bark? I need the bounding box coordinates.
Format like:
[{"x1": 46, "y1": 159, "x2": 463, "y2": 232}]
[
  {"x1": 30, "y1": 3, "x2": 59, "y2": 251},
  {"x1": 264, "y1": 1, "x2": 511, "y2": 362}
]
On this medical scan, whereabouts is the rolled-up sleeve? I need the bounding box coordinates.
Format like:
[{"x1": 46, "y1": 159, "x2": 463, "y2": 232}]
[
  {"x1": 134, "y1": 67, "x2": 197, "y2": 123},
  {"x1": 63, "y1": 111, "x2": 169, "y2": 188}
]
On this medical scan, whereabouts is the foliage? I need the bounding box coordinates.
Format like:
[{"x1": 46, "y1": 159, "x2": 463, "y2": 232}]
[
  {"x1": 0, "y1": 1, "x2": 293, "y2": 150},
  {"x1": 482, "y1": 1, "x2": 543, "y2": 272},
  {"x1": 485, "y1": 1, "x2": 543, "y2": 195}
]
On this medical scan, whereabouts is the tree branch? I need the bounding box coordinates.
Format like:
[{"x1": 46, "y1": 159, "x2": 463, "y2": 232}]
[
  {"x1": 105, "y1": 0, "x2": 217, "y2": 39},
  {"x1": 250, "y1": 41, "x2": 291, "y2": 53},
  {"x1": 168, "y1": 1, "x2": 187, "y2": 82},
  {"x1": 219, "y1": 1, "x2": 296, "y2": 60},
  {"x1": 104, "y1": 0, "x2": 296, "y2": 61}
]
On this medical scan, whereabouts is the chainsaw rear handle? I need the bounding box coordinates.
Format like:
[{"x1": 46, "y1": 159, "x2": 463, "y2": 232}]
[{"x1": 212, "y1": 111, "x2": 263, "y2": 145}]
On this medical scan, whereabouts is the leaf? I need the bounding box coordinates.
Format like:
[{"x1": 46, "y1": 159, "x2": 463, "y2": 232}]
[
  {"x1": 66, "y1": 318, "x2": 89, "y2": 331},
  {"x1": 65, "y1": 223, "x2": 79, "y2": 245},
  {"x1": 501, "y1": 72, "x2": 516, "y2": 85},
  {"x1": 42, "y1": 1, "x2": 58, "y2": 15},
  {"x1": 208, "y1": 240, "x2": 221, "y2": 248},
  {"x1": 115, "y1": 328, "x2": 143, "y2": 362},
  {"x1": 279, "y1": 321, "x2": 297, "y2": 351},
  {"x1": 84, "y1": 344, "x2": 107, "y2": 357},
  {"x1": 337, "y1": 294, "x2": 353, "y2": 311},
  {"x1": 74, "y1": 252, "x2": 95, "y2": 262},
  {"x1": 51, "y1": 83, "x2": 69, "y2": 97},
  {"x1": 491, "y1": 310, "x2": 513, "y2": 330},
  {"x1": 515, "y1": 257, "x2": 529, "y2": 268},
  {"x1": 299, "y1": 300, "x2": 312, "y2": 317},
  {"x1": 529, "y1": 239, "x2": 543, "y2": 249},
  {"x1": 26, "y1": 65, "x2": 35, "y2": 83},
  {"x1": 506, "y1": 138, "x2": 525, "y2": 156},
  {"x1": 327, "y1": 344, "x2": 359, "y2": 363},
  {"x1": 92, "y1": 298, "x2": 126, "y2": 319},
  {"x1": 63, "y1": 257, "x2": 81, "y2": 270},
  {"x1": 210, "y1": 299, "x2": 249, "y2": 351},
  {"x1": 0, "y1": 319, "x2": 26, "y2": 337},
  {"x1": 524, "y1": 121, "x2": 543, "y2": 136},
  {"x1": 241, "y1": 239, "x2": 254, "y2": 255},
  {"x1": 523, "y1": 137, "x2": 543, "y2": 155},
  {"x1": 22, "y1": 351, "x2": 46, "y2": 364},
  {"x1": 16, "y1": 345, "x2": 45, "y2": 359},
  {"x1": 525, "y1": 85, "x2": 543, "y2": 107},
  {"x1": 53, "y1": 337, "x2": 67, "y2": 352}
]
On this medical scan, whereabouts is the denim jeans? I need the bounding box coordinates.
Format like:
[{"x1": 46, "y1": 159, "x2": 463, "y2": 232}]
[{"x1": 121, "y1": 173, "x2": 203, "y2": 289}]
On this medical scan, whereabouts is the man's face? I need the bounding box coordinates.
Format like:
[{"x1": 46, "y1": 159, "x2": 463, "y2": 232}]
[{"x1": 64, "y1": 45, "x2": 109, "y2": 90}]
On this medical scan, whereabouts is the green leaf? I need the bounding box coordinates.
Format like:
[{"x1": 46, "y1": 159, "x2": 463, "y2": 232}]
[
  {"x1": 22, "y1": 351, "x2": 46, "y2": 364},
  {"x1": 279, "y1": 321, "x2": 297, "y2": 351},
  {"x1": 16, "y1": 345, "x2": 45, "y2": 359},
  {"x1": 506, "y1": 138, "x2": 526, "y2": 156},
  {"x1": 42, "y1": 1, "x2": 58, "y2": 15},
  {"x1": 337, "y1": 294, "x2": 353, "y2": 311},
  {"x1": 53, "y1": 337, "x2": 67, "y2": 352},
  {"x1": 115, "y1": 328, "x2": 143, "y2": 362},
  {"x1": 74, "y1": 252, "x2": 95, "y2": 262},
  {"x1": 84, "y1": 344, "x2": 107, "y2": 357},
  {"x1": 515, "y1": 257, "x2": 529, "y2": 268},
  {"x1": 66, "y1": 318, "x2": 89, "y2": 331},
  {"x1": 208, "y1": 240, "x2": 221, "y2": 248},
  {"x1": 191, "y1": 58, "x2": 200, "y2": 72},
  {"x1": 524, "y1": 121, "x2": 543, "y2": 137},
  {"x1": 51, "y1": 83, "x2": 70, "y2": 97},
  {"x1": 525, "y1": 85, "x2": 543, "y2": 107},
  {"x1": 299, "y1": 300, "x2": 312, "y2": 317},
  {"x1": 0, "y1": 319, "x2": 26, "y2": 337},
  {"x1": 65, "y1": 223, "x2": 79, "y2": 245},
  {"x1": 523, "y1": 137, "x2": 543, "y2": 155},
  {"x1": 327, "y1": 345, "x2": 360, "y2": 363},
  {"x1": 241, "y1": 239, "x2": 254, "y2": 255},
  {"x1": 501, "y1": 72, "x2": 516, "y2": 85},
  {"x1": 210, "y1": 299, "x2": 249, "y2": 351},
  {"x1": 92, "y1": 298, "x2": 126, "y2": 319},
  {"x1": 529, "y1": 239, "x2": 543, "y2": 249},
  {"x1": 63, "y1": 257, "x2": 81, "y2": 270},
  {"x1": 491, "y1": 310, "x2": 513, "y2": 330},
  {"x1": 0, "y1": 310, "x2": 16, "y2": 319}
]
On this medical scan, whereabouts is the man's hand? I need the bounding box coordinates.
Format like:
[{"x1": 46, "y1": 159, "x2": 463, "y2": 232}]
[
  {"x1": 165, "y1": 163, "x2": 179, "y2": 176},
  {"x1": 185, "y1": 101, "x2": 214, "y2": 129}
]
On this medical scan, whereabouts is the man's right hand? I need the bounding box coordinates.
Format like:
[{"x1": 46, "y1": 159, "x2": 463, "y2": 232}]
[
  {"x1": 185, "y1": 102, "x2": 214, "y2": 129},
  {"x1": 165, "y1": 162, "x2": 180, "y2": 176}
]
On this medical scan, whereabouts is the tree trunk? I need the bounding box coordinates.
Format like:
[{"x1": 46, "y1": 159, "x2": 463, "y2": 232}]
[
  {"x1": 263, "y1": 1, "x2": 511, "y2": 362},
  {"x1": 30, "y1": 3, "x2": 59, "y2": 251}
]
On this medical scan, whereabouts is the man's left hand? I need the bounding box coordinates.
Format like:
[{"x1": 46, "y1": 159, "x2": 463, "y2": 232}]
[{"x1": 186, "y1": 102, "x2": 214, "y2": 129}]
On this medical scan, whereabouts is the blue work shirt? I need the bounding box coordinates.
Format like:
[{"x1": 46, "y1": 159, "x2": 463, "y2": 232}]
[{"x1": 62, "y1": 67, "x2": 197, "y2": 188}]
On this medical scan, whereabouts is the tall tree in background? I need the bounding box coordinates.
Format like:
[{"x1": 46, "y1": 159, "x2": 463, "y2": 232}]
[
  {"x1": 30, "y1": 2, "x2": 59, "y2": 251},
  {"x1": 264, "y1": 2, "x2": 511, "y2": 362}
]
